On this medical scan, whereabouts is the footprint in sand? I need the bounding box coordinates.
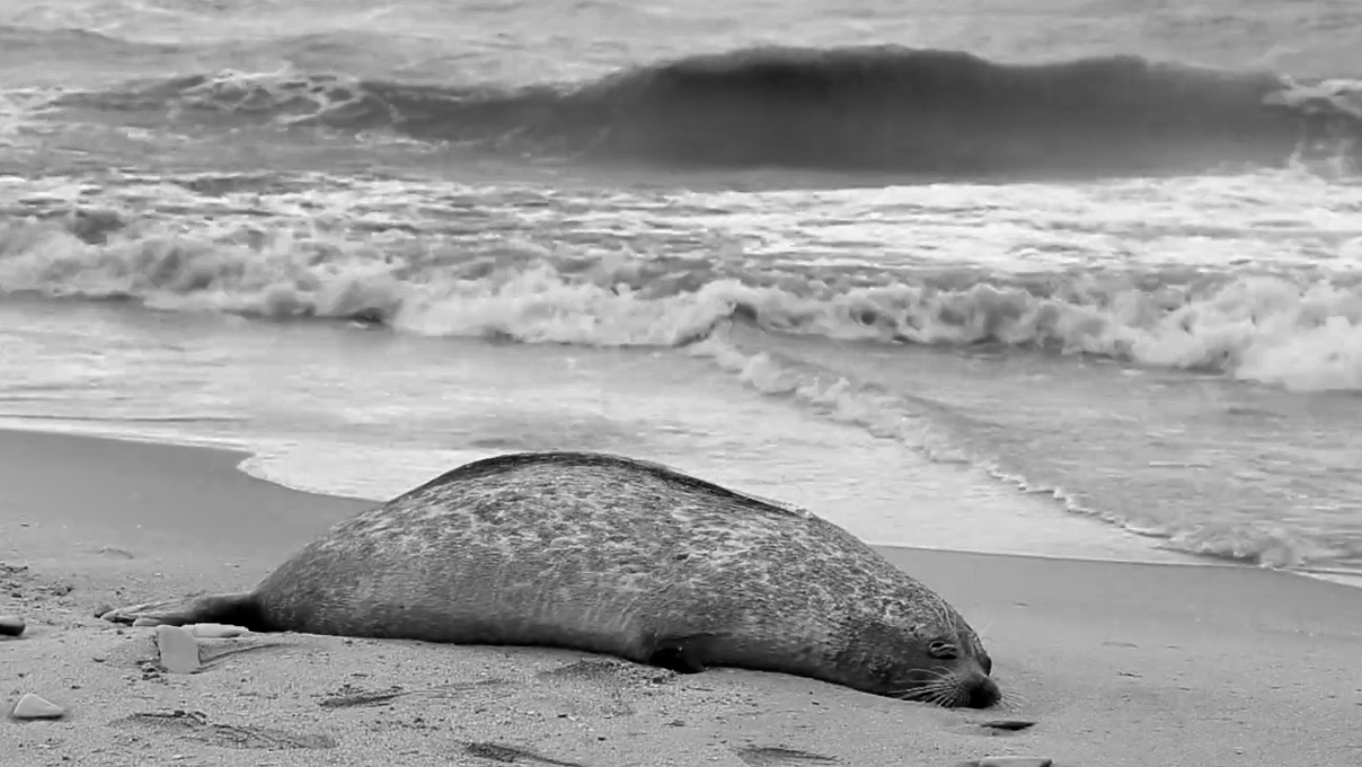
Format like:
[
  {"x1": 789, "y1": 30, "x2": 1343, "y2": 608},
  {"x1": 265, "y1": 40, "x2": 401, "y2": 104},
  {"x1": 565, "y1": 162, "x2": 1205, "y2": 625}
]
[{"x1": 112, "y1": 710, "x2": 337, "y2": 750}]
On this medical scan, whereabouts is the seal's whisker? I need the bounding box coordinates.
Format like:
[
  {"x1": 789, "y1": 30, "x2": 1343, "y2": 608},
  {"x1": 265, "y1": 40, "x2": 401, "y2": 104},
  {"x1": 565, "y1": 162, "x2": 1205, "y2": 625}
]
[
  {"x1": 915, "y1": 680, "x2": 958, "y2": 700},
  {"x1": 933, "y1": 686, "x2": 958, "y2": 708},
  {"x1": 892, "y1": 687, "x2": 937, "y2": 703},
  {"x1": 889, "y1": 679, "x2": 951, "y2": 701},
  {"x1": 899, "y1": 688, "x2": 950, "y2": 707},
  {"x1": 997, "y1": 689, "x2": 1031, "y2": 709},
  {"x1": 974, "y1": 614, "x2": 996, "y2": 639},
  {"x1": 894, "y1": 678, "x2": 947, "y2": 694},
  {"x1": 931, "y1": 600, "x2": 956, "y2": 631}
]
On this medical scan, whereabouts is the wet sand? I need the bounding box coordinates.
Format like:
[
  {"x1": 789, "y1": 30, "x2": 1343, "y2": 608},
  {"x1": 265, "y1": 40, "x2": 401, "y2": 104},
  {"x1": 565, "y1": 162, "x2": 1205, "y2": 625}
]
[{"x1": 2, "y1": 428, "x2": 1359, "y2": 766}]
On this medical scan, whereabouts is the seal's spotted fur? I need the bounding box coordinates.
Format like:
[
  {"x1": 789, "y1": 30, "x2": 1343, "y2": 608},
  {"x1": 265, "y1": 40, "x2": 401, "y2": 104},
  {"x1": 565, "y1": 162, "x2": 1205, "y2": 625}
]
[{"x1": 103, "y1": 452, "x2": 1000, "y2": 707}]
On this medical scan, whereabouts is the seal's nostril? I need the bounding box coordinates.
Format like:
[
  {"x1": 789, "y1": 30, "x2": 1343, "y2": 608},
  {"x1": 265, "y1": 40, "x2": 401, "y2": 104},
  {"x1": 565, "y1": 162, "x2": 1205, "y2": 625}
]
[{"x1": 967, "y1": 676, "x2": 1002, "y2": 709}]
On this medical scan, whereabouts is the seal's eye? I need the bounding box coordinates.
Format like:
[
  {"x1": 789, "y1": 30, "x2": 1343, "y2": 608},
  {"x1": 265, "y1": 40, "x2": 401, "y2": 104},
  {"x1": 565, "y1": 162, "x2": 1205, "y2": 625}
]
[{"x1": 927, "y1": 640, "x2": 958, "y2": 660}]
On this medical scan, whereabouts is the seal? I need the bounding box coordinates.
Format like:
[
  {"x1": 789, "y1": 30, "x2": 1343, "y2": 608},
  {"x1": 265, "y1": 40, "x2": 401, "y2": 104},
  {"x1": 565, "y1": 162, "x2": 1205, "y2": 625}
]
[{"x1": 102, "y1": 451, "x2": 1001, "y2": 708}]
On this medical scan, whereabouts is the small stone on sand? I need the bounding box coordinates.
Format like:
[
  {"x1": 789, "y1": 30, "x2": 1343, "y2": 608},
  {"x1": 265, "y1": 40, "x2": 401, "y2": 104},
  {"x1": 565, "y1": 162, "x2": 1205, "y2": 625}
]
[
  {"x1": 132, "y1": 617, "x2": 161, "y2": 627},
  {"x1": 155, "y1": 625, "x2": 202, "y2": 674},
  {"x1": 0, "y1": 615, "x2": 24, "y2": 637},
  {"x1": 188, "y1": 623, "x2": 250, "y2": 638},
  {"x1": 978, "y1": 720, "x2": 1036, "y2": 732},
  {"x1": 978, "y1": 758, "x2": 1054, "y2": 767},
  {"x1": 11, "y1": 694, "x2": 65, "y2": 720}
]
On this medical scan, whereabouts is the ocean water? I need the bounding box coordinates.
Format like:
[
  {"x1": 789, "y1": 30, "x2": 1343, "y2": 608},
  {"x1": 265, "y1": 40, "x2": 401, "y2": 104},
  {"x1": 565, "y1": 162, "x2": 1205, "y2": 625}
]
[{"x1": 2, "y1": 0, "x2": 1361, "y2": 583}]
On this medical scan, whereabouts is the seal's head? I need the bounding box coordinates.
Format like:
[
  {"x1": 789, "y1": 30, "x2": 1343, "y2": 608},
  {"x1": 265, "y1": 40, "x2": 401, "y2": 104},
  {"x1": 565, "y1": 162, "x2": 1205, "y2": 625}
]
[
  {"x1": 834, "y1": 598, "x2": 1000, "y2": 708},
  {"x1": 891, "y1": 627, "x2": 999, "y2": 708}
]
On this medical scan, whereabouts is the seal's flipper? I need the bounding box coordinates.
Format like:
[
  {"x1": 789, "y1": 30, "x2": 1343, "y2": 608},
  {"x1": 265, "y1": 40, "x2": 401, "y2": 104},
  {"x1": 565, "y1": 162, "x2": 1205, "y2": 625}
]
[
  {"x1": 643, "y1": 632, "x2": 723, "y2": 674},
  {"x1": 100, "y1": 592, "x2": 266, "y2": 630}
]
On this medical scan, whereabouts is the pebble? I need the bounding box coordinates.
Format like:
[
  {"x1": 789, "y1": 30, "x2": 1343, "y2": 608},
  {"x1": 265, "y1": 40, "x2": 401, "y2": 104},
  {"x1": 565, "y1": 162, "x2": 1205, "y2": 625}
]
[
  {"x1": 978, "y1": 720, "x2": 1037, "y2": 732},
  {"x1": 10, "y1": 694, "x2": 65, "y2": 720},
  {"x1": 978, "y1": 758, "x2": 1054, "y2": 767},
  {"x1": 155, "y1": 625, "x2": 202, "y2": 674},
  {"x1": 188, "y1": 623, "x2": 250, "y2": 639},
  {"x1": 0, "y1": 615, "x2": 25, "y2": 637}
]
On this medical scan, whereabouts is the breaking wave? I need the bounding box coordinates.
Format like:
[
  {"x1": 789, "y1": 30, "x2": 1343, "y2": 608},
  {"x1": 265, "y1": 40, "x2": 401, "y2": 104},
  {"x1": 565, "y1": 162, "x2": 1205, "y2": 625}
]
[
  {"x1": 46, "y1": 45, "x2": 1362, "y2": 178},
  {"x1": 2, "y1": 212, "x2": 1360, "y2": 391}
]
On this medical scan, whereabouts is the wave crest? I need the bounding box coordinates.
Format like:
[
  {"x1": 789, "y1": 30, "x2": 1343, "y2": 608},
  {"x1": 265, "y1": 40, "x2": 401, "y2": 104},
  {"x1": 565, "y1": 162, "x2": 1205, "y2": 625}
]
[
  {"x1": 2, "y1": 212, "x2": 1360, "y2": 390},
  {"x1": 49, "y1": 45, "x2": 1362, "y2": 178}
]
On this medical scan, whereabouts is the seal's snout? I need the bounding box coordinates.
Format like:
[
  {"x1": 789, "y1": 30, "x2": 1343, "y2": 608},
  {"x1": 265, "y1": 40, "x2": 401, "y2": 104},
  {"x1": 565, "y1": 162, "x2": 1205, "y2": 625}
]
[{"x1": 964, "y1": 673, "x2": 1002, "y2": 709}]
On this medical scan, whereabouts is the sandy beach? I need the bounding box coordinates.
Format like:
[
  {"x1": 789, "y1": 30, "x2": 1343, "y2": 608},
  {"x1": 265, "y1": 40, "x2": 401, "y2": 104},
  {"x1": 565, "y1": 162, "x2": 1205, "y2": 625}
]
[{"x1": 2, "y1": 428, "x2": 1360, "y2": 767}]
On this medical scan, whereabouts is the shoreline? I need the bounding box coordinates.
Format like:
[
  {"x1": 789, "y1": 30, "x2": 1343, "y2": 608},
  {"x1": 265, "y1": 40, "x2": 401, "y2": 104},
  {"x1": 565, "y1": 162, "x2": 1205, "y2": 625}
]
[
  {"x1": 2, "y1": 426, "x2": 1360, "y2": 766},
  {"x1": 3, "y1": 421, "x2": 1356, "y2": 586}
]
